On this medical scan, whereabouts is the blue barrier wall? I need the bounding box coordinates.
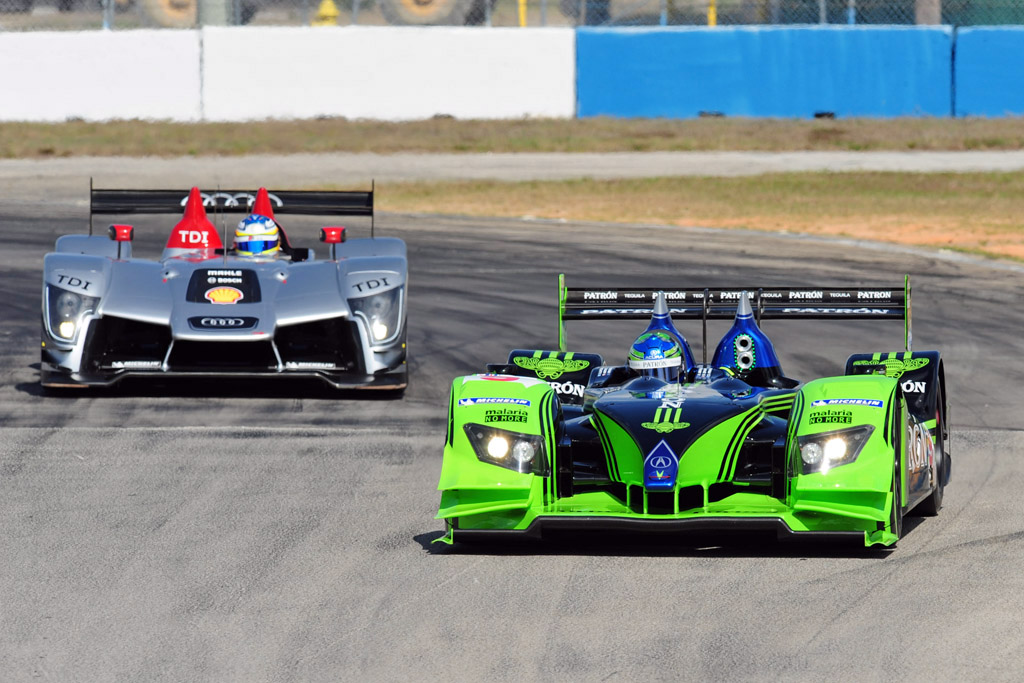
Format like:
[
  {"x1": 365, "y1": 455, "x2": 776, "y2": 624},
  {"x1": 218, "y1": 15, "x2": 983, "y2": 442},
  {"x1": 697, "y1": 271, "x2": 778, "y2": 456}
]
[
  {"x1": 577, "y1": 27, "x2": 953, "y2": 119},
  {"x1": 955, "y1": 28, "x2": 1024, "y2": 117}
]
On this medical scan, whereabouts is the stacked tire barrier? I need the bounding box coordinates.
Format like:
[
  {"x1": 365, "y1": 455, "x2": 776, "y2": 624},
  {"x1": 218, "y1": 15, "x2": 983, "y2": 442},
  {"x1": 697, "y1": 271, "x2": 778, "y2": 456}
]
[{"x1": 1, "y1": 25, "x2": 1021, "y2": 121}]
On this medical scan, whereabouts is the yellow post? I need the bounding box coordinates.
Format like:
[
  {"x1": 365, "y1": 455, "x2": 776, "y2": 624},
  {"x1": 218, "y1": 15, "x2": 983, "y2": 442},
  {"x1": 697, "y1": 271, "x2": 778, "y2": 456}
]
[
  {"x1": 312, "y1": 0, "x2": 340, "y2": 25},
  {"x1": 708, "y1": 0, "x2": 717, "y2": 25},
  {"x1": 518, "y1": 0, "x2": 527, "y2": 26}
]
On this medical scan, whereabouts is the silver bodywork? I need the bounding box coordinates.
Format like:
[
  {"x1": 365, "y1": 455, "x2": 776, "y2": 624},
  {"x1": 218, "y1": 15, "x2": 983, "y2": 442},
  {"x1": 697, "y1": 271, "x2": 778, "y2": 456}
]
[{"x1": 41, "y1": 231, "x2": 408, "y2": 390}]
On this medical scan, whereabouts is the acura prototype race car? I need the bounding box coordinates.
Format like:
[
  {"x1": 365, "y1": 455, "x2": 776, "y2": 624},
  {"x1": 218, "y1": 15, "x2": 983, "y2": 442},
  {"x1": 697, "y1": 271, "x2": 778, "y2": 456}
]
[
  {"x1": 436, "y1": 277, "x2": 948, "y2": 548},
  {"x1": 41, "y1": 185, "x2": 407, "y2": 391}
]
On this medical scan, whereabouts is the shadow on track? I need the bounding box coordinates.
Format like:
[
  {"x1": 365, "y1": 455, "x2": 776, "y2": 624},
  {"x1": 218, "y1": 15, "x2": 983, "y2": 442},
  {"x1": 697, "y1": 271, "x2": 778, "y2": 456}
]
[{"x1": 413, "y1": 524, "x2": 933, "y2": 560}]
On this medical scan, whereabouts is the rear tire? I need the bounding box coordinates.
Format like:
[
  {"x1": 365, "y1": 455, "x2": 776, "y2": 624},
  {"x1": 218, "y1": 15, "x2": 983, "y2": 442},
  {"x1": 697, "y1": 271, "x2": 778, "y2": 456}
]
[{"x1": 917, "y1": 393, "x2": 946, "y2": 516}]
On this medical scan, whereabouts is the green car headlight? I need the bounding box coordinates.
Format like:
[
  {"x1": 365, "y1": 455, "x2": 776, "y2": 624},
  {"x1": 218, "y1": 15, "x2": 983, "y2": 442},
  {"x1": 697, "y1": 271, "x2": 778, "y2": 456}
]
[
  {"x1": 797, "y1": 425, "x2": 874, "y2": 475},
  {"x1": 46, "y1": 285, "x2": 99, "y2": 343},
  {"x1": 464, "y1": 423, "x2": 549, "y2": 476},
  {"x1": 348, "y1": 286, "x2": 403, "y2": 345}
]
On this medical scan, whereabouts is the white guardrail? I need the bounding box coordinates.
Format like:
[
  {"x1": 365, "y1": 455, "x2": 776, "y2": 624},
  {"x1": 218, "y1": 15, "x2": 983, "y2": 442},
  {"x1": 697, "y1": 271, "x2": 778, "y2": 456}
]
[{"x1": 0, "y1": 27, "x2": 576, "y2": 122}]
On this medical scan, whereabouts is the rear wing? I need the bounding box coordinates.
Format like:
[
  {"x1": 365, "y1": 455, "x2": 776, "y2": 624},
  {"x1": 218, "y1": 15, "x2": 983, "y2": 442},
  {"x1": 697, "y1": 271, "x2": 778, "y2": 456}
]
[
  {"x1": 557, "y1": 274, "x2": 912, "y2": 358},
  {"x1": 88, "y1": 182, "x2": 375, "y2": 234}
]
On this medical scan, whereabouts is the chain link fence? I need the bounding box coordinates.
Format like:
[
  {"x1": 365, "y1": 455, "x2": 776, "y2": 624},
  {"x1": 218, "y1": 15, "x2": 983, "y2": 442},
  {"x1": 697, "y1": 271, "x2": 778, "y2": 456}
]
[{"x1": 2, "y1": 0, "x2": 1022, "y2": 30}]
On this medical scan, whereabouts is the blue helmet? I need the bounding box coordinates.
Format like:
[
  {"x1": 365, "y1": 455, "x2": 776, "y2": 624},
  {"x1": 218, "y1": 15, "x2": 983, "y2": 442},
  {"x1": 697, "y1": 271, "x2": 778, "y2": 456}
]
[
  {"x1": 235, "y1": 214, "x2": 280, "y2": 257},
  {"x1": 628, "y1": 330, "x2": 684, "y2": 382}
]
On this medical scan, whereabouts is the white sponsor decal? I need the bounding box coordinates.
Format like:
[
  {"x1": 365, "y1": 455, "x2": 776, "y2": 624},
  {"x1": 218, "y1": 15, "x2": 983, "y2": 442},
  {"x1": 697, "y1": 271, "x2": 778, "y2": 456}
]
[
  {"x1": 782, "y1": 308, "x2": 892, "y2": 315},
  {"x1": 789, "y1": 291, "x2": 823, "y2": 299},
  {"x1": 811, "y1": 398, "x2": 884, "y2": 408},
  {"x1": 583, "y1": 291, "x2": 617, "y2": 301},
  {"x1": 549, "y1": 381, "x2": 584, "y2": 398},
  {"x1": 111, "y1": 360, "x2": 161, "y2": 369},
  {"x1": 285, "y1": 361, "x2": 337, "y2": 370},
  {"x1": 901, "y1": 380, "x2": 926, "y2": 393},
  {"x1": 858, "y1": 290, "x2": 892, "y2": 299},
  {"x1": 176, "y1": 230, "x2": 211, "y2": 247},
  {"x1": 630, "y1": 357, "x2": 683, "y2": 370},
  {"x1": 458, "y1": 398, "x2": 531, "y2": 406}
]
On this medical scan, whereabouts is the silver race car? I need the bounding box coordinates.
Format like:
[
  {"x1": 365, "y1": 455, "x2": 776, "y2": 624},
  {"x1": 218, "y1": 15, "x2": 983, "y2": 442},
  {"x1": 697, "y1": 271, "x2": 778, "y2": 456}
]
[{"x1": 41, "y1": 185, "x2": 408, "y2": 392}]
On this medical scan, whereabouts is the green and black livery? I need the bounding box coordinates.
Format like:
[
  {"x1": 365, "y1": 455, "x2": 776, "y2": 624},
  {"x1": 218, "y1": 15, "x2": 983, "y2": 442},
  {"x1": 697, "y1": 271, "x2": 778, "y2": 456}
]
[{"x1": 437, "y1": 276, "x2": 948, "y2": 548}]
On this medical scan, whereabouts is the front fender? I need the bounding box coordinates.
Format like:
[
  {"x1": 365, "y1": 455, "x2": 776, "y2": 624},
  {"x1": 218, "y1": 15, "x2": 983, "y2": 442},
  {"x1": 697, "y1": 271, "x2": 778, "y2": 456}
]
[
  {"x1": 437, "y1": 374, "x2": 558, "y2": 522},
  {"x1": 787, "y1": 375, "x2": 900, "y2": 525}
]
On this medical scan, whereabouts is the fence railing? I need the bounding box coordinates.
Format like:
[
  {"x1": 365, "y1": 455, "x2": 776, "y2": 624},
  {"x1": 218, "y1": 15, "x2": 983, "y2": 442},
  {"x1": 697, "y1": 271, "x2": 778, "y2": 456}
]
[{"x1": 1, "y1": 0, "x2": 1021, "y2": 29}]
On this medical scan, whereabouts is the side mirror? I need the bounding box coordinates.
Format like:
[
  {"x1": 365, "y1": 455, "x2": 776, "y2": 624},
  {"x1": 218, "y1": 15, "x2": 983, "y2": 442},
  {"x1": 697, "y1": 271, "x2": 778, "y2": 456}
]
[
  {"x1": 319, "y1": 227, "x2": 345, "y2": 243},
  {"x1": 319, "y1": 227, "x2": 346, "y2": 260},
  {"x1": 108, "y1": 224, "x2": 133, "y2": 259},
  {"x1": 108, "y1": 224, "x2": 134, "y2": 242}
]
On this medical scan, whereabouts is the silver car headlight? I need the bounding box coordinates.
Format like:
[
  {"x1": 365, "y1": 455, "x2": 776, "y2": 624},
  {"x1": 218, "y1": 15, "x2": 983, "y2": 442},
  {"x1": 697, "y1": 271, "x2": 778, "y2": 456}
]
[
  {"x1": 45, "y1": 285, "x2": 99, "y2": 343},
  {"x1": 797, "y1": 425, "x2": 874, "y2": 475},
  {"x1": 348, "y1": 286, "x2": 403, "y2": 345},
  {"x1": 464, "y1": 423, "x2": 549, "y2": 476}
]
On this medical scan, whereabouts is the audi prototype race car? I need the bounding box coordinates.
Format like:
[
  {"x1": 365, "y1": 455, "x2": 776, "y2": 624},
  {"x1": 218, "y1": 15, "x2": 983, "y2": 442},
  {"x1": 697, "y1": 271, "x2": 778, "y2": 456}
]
[
  {"x1": 436, "y1": 277, "x2": 948, "y2": 548},
  {"x1": 41, "y1": 185, "x2": 407, "y2": 392}
]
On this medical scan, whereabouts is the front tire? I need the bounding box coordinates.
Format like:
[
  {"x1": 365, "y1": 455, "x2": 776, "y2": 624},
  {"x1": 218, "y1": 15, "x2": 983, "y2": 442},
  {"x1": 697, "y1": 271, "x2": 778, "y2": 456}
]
[{"x1": 890, "y1": 454, "x2": 903, "y2": 541}]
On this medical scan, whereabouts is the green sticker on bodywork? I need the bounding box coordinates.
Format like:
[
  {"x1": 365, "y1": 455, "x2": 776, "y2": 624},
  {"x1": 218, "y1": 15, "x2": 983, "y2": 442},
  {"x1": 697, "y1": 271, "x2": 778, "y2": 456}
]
[
  {"x1": 852, "y1": 357, "x2": 929, "y2": 378},
  {"x1": 642, "y1": 407, "x2": 690, "y2": 433},
  {"x1": 513, "y1": 355, "x2": 590, "y2": 380}
]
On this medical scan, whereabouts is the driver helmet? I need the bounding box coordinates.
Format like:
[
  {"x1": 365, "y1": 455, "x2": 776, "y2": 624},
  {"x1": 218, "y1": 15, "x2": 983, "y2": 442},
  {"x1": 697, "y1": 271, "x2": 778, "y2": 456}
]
[
  {"x1": 627, "y1": 330, "x2": 684, "y2": 382},
  {"x1": 234, "y1": 214, "x2": 280, "y2": 257}
]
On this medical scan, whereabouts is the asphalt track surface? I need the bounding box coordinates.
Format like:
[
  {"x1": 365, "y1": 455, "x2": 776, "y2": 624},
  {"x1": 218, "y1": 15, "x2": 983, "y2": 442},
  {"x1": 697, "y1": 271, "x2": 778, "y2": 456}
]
[{"x1": 4, "y1": 161, "x2": 1024, "y2": 681}]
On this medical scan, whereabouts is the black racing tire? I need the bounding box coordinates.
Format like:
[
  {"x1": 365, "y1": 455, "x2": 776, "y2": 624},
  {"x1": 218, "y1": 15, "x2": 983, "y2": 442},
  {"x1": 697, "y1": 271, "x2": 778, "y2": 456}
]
[
  {"x1": 379, "y1": 0, "x2": 478, "y2": 25},
  {"x1": 890, "y1": 452, "x2": 903, "y2": 541},
  {"x1": 141, "y1": 0, "x2": 195, "y2": 27},
  {"x1": 917, "y1": 388, "x2": 946, "y2": 516}
]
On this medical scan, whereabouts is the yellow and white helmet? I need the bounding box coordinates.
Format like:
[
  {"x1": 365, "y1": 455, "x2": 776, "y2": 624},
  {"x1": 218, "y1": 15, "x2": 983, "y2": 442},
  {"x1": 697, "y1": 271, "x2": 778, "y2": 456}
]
[{"x1": 234, "y1": 214, "x2": 280, "y2": 256}]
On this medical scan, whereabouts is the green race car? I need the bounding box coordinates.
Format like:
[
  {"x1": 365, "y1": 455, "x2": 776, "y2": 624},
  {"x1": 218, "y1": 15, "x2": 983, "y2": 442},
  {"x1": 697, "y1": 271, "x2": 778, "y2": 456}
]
[{"x1": 436, "y1": 276, "x2": 948, "y2": 548}]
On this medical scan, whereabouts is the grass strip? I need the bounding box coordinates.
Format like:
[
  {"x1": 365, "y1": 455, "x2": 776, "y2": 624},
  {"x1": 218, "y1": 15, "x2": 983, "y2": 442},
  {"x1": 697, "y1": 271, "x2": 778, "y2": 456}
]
[
  {"x1": 377, "y1": 172, "x2": 1024, "y2": 261},
  {"x1": 5, "y1": 117, "x2": 1024, "y2": 158}
]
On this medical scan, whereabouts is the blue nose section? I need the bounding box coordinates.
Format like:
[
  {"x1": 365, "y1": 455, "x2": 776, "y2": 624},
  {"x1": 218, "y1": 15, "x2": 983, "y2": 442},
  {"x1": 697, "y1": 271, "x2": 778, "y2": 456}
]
[
  {"x1": 643, "y1": 439, "x2": 679, "y2": 491},
  {"x1": 711, "y1": 290, "x2": 782, "y2": 373}
]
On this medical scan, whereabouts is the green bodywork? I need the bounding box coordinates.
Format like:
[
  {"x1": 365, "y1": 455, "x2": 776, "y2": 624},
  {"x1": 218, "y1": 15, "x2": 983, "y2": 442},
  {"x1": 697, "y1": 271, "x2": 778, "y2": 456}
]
[{"x1": 437, "y1": 371, "x2": 910, "y2": 548}]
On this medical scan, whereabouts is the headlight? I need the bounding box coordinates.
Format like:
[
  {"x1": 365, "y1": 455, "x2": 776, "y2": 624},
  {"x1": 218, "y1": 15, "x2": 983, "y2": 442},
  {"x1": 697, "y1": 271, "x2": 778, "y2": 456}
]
[
  {"x1": 797, "y1": 425, "x2": 874, "y2": 474},
  {"x1": 46, "y1": 286, "x2": 99, "y2": 343},
  {"x1": 464, "y1": 423, "x2": 549, "y2": 476},
  {"x1": 348, "y1": 286, "x2": 403, "y2": 345}
]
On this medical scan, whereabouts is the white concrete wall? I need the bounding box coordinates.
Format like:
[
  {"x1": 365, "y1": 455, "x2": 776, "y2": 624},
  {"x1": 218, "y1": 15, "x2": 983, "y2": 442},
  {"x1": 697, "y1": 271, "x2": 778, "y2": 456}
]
[
  {"x1": 200, "y1": 26, "x2": 576, "y2": 121},
  {"x1": 0, "y1": 27, "x2": 576, "y2": 122},
  {"x1": 0, "y1": 31, "x2": 202, "y2": 122}
]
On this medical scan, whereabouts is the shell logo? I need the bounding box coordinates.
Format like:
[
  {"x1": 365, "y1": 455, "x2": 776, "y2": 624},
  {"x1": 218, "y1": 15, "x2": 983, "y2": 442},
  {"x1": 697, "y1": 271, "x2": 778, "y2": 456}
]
[{"x1": 205, "y1": 286, "x2": 244, "y2": 305}]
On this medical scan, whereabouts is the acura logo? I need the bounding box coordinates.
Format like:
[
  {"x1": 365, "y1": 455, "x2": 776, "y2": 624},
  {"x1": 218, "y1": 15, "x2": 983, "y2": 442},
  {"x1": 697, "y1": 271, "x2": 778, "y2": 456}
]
[
  {"x1": 188, "y1": 316, "x2": 257, "y2": 330},
  {"x1": 650, "y1": 456, "x2": 673, "y2": 468}
]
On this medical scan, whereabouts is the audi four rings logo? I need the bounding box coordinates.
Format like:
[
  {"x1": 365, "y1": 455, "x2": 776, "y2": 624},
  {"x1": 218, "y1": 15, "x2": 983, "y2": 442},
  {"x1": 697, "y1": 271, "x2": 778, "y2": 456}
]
[
  {"x1": 188, "y1": 316, "x2": 258, "y2": 330},
  {"x1": 202, "y1": 317, "x2": 246, "y2": 327},
  {"x1": 179, "y1": 192, "x2": 284, "y2": 209}
]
